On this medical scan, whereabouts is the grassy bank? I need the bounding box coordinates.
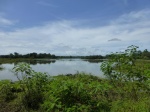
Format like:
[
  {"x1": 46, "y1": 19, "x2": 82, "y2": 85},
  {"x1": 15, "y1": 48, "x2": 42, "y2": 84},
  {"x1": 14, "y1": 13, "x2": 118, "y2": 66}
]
[
  {"x1": 0, "y1": 58, "x2": 32, "y2": 64},
  {"x1": 0, "y1": 71, "x2": 149, "y2": 112}
]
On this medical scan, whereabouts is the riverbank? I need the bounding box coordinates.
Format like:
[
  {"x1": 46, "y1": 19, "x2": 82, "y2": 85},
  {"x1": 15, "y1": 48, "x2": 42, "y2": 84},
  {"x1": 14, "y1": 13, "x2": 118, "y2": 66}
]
[
  {"x1": 0, "y1": 57, "x2": 150, "y2": 63},
  {"x1": 0, "y1": 58, "x2": 32, "y2": 64},
  {"x1": 0, "y1": 72, "x2": 149, "y2": 112}
]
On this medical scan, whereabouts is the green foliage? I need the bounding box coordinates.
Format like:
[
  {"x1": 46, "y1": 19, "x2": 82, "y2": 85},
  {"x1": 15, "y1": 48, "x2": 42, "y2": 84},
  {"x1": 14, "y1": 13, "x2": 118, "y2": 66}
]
[
  {"x1": 142, "y1": 49, "x2": 150, "y2": 59},
  {"x1": 0, "y1": 80, "x2": 17, "y2": 101},
  {"x1": 100, "y1": 45, "x2": 150, "y2": 110},
  {"x1": 101, "y1": 45, "x2": 150, "y2": 85},
  {"x1": 13, "y1": 62, "x2": 52, "y2": 110},
  {"x1": 0, "y1": 45, "x2": 150, "y2": 112},
  {"x1": 0, "y1": 52, "x2": 56, "y2": 59},
  {"x1": 0, "y1": 72, "x2": 149, "y2": 111},
  {"x1": 111, "y1": 98, "x2": 150, "y2": 112},
  {"x1": 41, "y1": 73, "x2": 112, "y2": 112}
]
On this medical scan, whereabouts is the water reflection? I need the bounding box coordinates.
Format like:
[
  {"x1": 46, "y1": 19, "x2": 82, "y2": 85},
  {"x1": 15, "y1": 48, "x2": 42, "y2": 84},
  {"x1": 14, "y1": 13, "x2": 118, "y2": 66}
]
[
  {"x1": 83, "y1": 59, "x2": 104, "y2": 63},
  {"x1": 0, "y1": 59, "x2": 104, "y2": 81},
  {"x1": 14, "y1": 59, "x2": 56, "y2": 65}
]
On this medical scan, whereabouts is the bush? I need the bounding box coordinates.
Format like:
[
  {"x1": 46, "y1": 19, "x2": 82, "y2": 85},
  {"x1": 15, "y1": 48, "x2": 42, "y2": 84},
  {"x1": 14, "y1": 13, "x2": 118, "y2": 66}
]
[
  {"x1": 13, "y1": 62, "x2": 52, "y2": 110},
  {"x1": 42, "y1": 74, "x2": 112, "y2": 112},
  {"x1": 101, "y1": 45, "x2": 150, "y2": 91},
  {"x1": 100, "y1": 45, "x2": 150, "y2": 111},
  {"x1": 0, "y1": 80, "x2": 17, "y2": 101}
]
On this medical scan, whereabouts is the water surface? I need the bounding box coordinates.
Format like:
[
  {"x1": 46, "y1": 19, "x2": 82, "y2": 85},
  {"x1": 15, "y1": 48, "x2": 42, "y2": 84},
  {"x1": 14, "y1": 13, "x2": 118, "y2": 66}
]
[{"x1": 0, "y1": 59, "x2": 104, "y2": 81}]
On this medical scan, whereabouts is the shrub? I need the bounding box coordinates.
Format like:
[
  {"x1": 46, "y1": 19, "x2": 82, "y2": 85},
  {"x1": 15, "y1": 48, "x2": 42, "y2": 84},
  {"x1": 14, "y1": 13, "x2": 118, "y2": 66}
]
[
  {"x1": 101, "y1": 45, "x2": 150, "y2": 90},
  {"x1": 0, "y1": 80, "x2": 17, "y2": 101},
  {"x1": 42, "y1": 74, "x2": 112, "y2": 112},
  {"x1": 13, "y1": 62, "x2": 52, "y2": 110},
  {"x1": 101, "y1": 45, "x2": 150, "y2": 110}
]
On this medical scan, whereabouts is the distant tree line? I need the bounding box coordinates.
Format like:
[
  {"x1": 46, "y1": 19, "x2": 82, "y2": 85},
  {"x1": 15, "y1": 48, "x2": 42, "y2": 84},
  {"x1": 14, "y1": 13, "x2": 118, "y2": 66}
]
[
  {"x1": 0, "y1": 49, "x2": 150, "y2": 59},
  {"x1": 57, "y1": 55, "x2": 104, "y2": 59},
  {"x1": 140, "y1": 49, "x2": 150, "y2": 59},
  {"x1": 105, "y1": 49, "x2": 150, "y2": 59},
  {"x1": 81, "y1": 55, "x2": 104, "y2": 59},
  {"x1": 0, "y1": 52, "x2": 56, "y2": 59},
  {"x1": 0, "y1": 53, "x2": 104, "y2": 59}
]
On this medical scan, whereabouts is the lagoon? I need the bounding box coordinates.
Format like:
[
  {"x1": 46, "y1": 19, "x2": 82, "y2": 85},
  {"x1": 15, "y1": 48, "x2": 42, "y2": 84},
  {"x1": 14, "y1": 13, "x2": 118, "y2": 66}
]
[{"x1": 0, "y1": 59, "x2": 104, "y2": 81}]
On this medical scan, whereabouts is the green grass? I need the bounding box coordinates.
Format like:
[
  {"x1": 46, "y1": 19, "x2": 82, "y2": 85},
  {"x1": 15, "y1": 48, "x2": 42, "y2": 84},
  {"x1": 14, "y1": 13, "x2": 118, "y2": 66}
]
[
  {"x1": 0, "y1": 58, "x2": 35, "y2": 64},
  {"x1": 0, "y1": 72, "x2": 149, "y2": 112}
]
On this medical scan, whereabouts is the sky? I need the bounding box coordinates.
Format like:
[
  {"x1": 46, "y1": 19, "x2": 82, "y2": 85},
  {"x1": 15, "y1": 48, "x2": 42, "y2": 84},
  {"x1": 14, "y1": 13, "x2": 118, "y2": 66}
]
[{"x1": 0, "y1": 0, "x2": 150, "y2": 56}]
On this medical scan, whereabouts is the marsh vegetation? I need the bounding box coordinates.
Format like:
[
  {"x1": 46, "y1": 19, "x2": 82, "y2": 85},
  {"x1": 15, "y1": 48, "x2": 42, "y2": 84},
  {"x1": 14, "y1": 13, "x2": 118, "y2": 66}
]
[{"x1": 0, "y1": 45, "x2": 150, "y2": 112}]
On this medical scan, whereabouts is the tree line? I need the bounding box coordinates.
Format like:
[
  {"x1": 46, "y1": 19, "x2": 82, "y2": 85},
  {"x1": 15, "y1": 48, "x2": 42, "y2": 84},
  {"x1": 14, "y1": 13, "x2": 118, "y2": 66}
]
[
  {"x1": 0, "y1": 49, "x2": 150, "y2": 59},
  {"x1": 105, "y1": 49, "x2": 150, "y2": 59},
  {"x1": 0, "y1": 52, "x2": 104, "y2": 59},
  {"x1": 0, "y1": 52, "x2": 56, "y2": 59}
]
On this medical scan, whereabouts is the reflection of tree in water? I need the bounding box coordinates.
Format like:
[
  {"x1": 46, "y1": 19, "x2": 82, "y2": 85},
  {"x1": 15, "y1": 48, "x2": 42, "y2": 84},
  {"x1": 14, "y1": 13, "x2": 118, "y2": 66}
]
[
  {"x1": 84, "y1": 59, "x2": 104, "y2": 63},
  {"x1": 35, "y1": 60, "x2": 56, "y2": 65},
  {"x1": 0, "y1": 64, "x2": 4, "y2": 70},
  {"x1": 14, "y1": 60, "x2": 56, "y2": 65}
]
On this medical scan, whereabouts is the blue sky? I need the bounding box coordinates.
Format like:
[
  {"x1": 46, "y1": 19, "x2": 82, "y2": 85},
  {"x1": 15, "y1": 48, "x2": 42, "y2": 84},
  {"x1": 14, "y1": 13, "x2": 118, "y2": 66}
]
[{"x1": 0, "y1": 0, "x2": 150, "y2": 55}]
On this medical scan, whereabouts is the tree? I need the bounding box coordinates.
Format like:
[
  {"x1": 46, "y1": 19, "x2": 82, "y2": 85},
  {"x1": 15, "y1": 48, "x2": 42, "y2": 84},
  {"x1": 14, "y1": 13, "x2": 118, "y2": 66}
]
[
  {"x1": 101, "y1": 45, "x2": 149, "y2": 82},
  {"x1": 142, "y1": 49, "x2": 150, "y2": 59},
  {"x1": 14, "y1": 52, "x2": 19, "y2": 58}
]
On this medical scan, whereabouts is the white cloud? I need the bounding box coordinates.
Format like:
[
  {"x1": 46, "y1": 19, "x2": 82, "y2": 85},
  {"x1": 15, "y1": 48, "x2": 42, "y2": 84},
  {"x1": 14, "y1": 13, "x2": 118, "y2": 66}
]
[
  {"x1": 0, "y1": 12, "x2": 18, "y2": 27},
  {"x1": 0, "y1": 16, "x2": 15, "y2": 26},
  {"x1": 0, "y1": 9, "x2": 150, "y2": 55},
  {"x1": 111, "y1": 10, "x2": 150, "y2": 24}
]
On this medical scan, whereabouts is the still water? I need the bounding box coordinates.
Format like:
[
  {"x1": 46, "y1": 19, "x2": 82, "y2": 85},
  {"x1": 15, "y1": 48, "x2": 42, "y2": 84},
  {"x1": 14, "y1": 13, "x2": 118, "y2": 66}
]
[{"x1": 0, "y1": 59, "x2": 104, "y2": 81}]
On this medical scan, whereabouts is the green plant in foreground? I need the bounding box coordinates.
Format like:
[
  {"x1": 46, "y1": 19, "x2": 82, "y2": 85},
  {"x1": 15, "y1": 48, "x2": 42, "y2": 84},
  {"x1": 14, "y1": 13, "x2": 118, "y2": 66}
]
[
  {"x1": 41, "y1": 73, "x2": 112, "y2": 112},
  {"x1": 0, "y1": 80, "x2": 17, "y2": 102},
  {"x1": 111, "y1": 98, "x2": 150, "y2": 112},
  {"x1": 13, "y1": 62, "x2": 52, "y2": 110},
  {"x1": 101, "y1": 45, "x2": 150, "y2": 101},
  {"x1": 101, "y1": 45, "x2": 150, "y2": 85}
]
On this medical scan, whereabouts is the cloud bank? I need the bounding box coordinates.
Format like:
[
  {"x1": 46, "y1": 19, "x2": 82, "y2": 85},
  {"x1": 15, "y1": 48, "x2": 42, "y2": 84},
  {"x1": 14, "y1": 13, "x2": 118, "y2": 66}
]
[{"x1": 0, "y1": 9, "x2": 150, "y2": 55}]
